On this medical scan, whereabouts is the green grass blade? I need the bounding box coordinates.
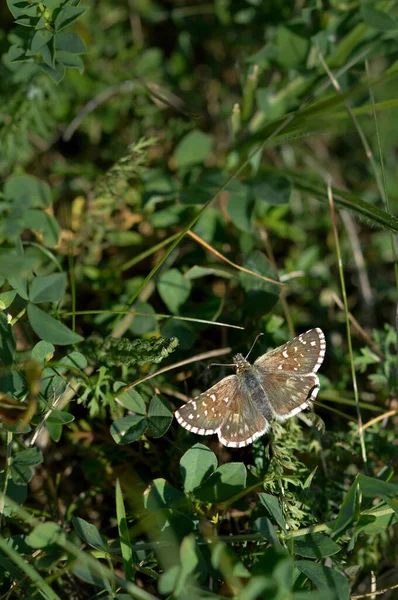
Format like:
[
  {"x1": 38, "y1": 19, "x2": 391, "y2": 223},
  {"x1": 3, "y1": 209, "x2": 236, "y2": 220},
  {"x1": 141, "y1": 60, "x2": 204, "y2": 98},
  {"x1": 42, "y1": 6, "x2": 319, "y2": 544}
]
[
  {"x1": 290, "y1": 173, "x2": 398, "y2": 233},
  {"x1": 116, "y1": 479, "x2": 135, "y2": 583},
  {"x1": 0, "y1": 535, "x2": 61, "y2": 600}
]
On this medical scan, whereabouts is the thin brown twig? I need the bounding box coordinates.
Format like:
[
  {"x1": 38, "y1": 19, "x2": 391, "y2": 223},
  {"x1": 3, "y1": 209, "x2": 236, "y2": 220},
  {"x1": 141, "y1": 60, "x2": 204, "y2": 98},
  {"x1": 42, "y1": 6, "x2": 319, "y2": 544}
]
[
  {"x1": 355, "y1": 409, "x2": 397, "y2": 434},
  {"x1": 121, "y1": 347, "x2": 232, "y2": 392},
  {"x1": 351, "y1": 582, "x2": 398, "y2": 599},
  {"x1": 156, "y1": 387, "x2": 190, "y2": 403},
  {"x1": 187, "y1": 230, "x2": 283, "y2": 286},
  {"x1": 258, "y1": 227, "x2": 295, "y2": 337},
  {"x1": 340, "y1": 210, "x2": 374, "y2": 310}
]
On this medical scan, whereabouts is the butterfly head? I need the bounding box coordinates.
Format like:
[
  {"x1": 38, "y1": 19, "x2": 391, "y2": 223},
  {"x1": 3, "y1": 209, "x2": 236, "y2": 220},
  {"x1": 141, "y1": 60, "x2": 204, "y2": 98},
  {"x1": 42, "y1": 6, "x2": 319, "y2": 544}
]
[{"x1": 233, "y1": 353, "x2": 251, "y2": 374}]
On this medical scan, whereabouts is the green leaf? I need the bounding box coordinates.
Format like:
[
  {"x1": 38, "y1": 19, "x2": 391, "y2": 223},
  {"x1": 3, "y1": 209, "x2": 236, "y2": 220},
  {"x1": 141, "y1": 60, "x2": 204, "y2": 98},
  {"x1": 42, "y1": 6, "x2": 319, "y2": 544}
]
[
  {"x1": 276, "y1": 26, "x2": 309, "y2": 68},
  {"x1": 4, "y1": 174, "x2": 52, "y2": 208},
  {"x1": 47, "y1": 410, "x2": 74, "y2": 424},
  {"x1": 23, "y1": 209, "x2": 60, "y2": 247},
  {"x1": 27, "y1": 523, "x2": 66, "y2": 549},
  {"x1": 54, "y1": 31, "x2": 86, "y2": 54},
  {"x1": 174, "y1": 534, "x2": 200, "y2": 597},
  {"x1": 239, "y1": 251, "x2": 280, "y2": 315},
  {"x1": 173, "y1": 130, "x2": 214, "y2": 168},
  {"x1": 27, "y1": 303, "x2": 83, "y2": 345},
  {"x1": 147, "y1": 394, "x2": 173, "y2": 438},
  {"x1": 29, "y1": 273, "x2": 67, "y2": 304},
  {"x1": 31, "y1": 341, "x2": 55, "y2": 364},
  {"x1": 211, "y1": 541, "x2": 251, "y2": 578},
  {"x1": 180, "y1": 443, "x2": 218, "y2": 493},
  {"x1": 382, "y1": 495, "x2": 398, "y2": 516},
  {"x1": 72, "y1": 516, "x2": 108, "y2": 551},
  {"x1": 6, "y1": 45, "x2": 26, "y2": 63},
  {"x1": 7, "y1": 0, "x2": 38, "y2": 19},
  {"x1": 332, "y1": 479, "x2": 360, "y2": 536},
  {"x1": 37, "y1": 37, "x2": 55, "y2": 67},
  {"x1": 144, "y1": 478, "x2": 188, "y2": 512},
  {"x1": 195, "y1": 463, "x2": 247, "y2": 503},
  {"x1": 30, "y1": 29, "x2": 53, "y2": 53},
  {"x1": 0, "y1": 254, "x2": 40, "y2": 279},
  {"x1": 227, "y1": 182, "x2": 255, "y2": 232},
  {"x1": 159, "y1": 565, "x2": 180, "y2": 596},
  {"x1": 40, "y1": 61, "x2": 66, "y2": 83},
  {"x1": 158, "y1": 269, "x2": 191, "y2": 314},
  {"x1": 12, "y1": 448, "x2": 42, "y2": 467},
  {"x1": 0, "y1": 312, "x2": 16, "y2": 366},
  {"x1": 73, "y1": 564, "x2": 112, "y2": 591},
  {"x1": 240, "y1": 576, "x2": 278, "y2": 600},
  {"x1": 293, "y1": 592, "x2": 338, "y2": 600},
  {"x1": 258, "y1": 493, "x2": 286, "y2": 532},
  {"x1": 358, "y1": 474, "x2": 398, "y2": 498},
  {"x1": 185, "y1": 265, "x2": 233, "y2": 280},
  {"x1": 293, "y1": 533, "x2": 341, "y2": 558},
  {"x1": 361, "y1": 6, "x2": 398, "y2": 30},
  {"x1": 115, "y1": 386, "x2": 147, "y2": 415},
  {"x1": 57, "y1": 352, "x2": 87, "y2": 369},
  {"x1": 56, "y1": 51, "x2": 84, "y2": 73},
  {"x1": 254, "y1": 516, "x2": 281, "y2": 546},
  {"x1": 110, "y1": 415, "x2": 148, "y2": 445},
  {"x1": 251, "y1": 174, "x2": 292, "y2": 205},
  {"x1": 46, "y1": 421, "x2": 63, "y2": 443},
  {"x1": 116, "y1": 480, "x2": 135, "y2": 583},
  {"x1": 130, "y1": 302, "x2": 158, "y2": 335},
  {"x1": 161, "y1": 320, "x2": 196, "y2": 350},
  {"x1": 54, "y1": 7, "x2": 86, "y2": 31},
  {"x1": 0, "y1": 290, "x2": 17, "y2": 310},
  {"x1": 296, "y1": 561, "x2": 350, "y2": 600}
]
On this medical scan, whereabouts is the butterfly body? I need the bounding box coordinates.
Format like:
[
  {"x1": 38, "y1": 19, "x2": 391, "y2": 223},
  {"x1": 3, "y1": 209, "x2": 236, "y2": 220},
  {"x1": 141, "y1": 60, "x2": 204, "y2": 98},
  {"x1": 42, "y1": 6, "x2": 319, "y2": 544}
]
[
  {"x1": 233, "y1": 356, "x2": 274, "y2": 421},
  {"x1": 175, "y1": 328, "x2": 326, "y2": 448}
]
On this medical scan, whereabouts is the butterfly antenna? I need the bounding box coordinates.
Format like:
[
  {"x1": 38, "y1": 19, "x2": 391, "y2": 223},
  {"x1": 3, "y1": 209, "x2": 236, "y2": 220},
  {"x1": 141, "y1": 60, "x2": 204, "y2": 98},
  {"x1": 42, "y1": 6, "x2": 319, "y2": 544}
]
[{"x1": 245, "y1": 333, "x2": 264, "y2": 360}]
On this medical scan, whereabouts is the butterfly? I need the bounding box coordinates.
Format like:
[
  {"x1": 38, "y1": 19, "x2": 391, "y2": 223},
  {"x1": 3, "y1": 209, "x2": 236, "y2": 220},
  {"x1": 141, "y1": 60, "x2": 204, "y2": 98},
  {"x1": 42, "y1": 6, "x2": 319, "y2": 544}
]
[{"x1": 175, "y1": 328, "x2": 326, "y2": 448}]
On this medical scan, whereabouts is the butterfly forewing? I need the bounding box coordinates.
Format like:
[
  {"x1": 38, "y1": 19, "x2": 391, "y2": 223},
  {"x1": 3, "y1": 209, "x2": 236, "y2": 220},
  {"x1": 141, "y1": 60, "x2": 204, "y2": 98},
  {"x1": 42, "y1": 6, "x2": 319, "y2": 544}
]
[
  {"x1": 254, "y1": 328, "x2": 325, "y2": 375},
  {"x1": 175, "y1": 375, "x2": 238, "y2": 435}
]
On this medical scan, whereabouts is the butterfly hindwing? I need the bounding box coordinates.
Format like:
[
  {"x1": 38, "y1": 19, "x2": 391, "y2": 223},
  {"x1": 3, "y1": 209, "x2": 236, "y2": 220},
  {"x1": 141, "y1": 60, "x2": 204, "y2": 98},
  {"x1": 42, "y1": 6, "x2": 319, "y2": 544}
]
[
  {"x1": 218, "y1": 387, "x2": 269, "y2": 448},
  {"x1": 253, "y1": 368, "x2": 319, "y2": 420}
]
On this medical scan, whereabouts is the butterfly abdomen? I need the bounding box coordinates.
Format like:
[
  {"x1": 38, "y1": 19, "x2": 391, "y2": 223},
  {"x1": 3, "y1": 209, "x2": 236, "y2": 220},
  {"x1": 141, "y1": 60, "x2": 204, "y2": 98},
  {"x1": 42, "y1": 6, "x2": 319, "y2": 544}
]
[{"x1": 240, "y1": 367, "x2": 273, "y2": 421}]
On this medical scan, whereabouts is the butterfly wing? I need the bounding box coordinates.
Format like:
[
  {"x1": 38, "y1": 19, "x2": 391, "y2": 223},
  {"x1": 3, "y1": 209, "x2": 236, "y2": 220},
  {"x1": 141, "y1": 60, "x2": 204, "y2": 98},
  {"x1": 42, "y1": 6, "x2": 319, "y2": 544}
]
[
  {"x1": 175, "y1": 373, "x2": 269, "y2": 448},
  {"x1": 253, "y1": 328, "x2": 325, "y2": 421},
  {"x1": 217, "y1": 386, "x2": 269, "y2": 448},
  {"x1": 253, "y1": 368, "x2": 319, "y2": 421},
  {"x1": 254, "y1": 328, "x2": 326, "y2": 375},
  {"x1": 175, "y1": 375, "x2": 238, "y2": 435}
]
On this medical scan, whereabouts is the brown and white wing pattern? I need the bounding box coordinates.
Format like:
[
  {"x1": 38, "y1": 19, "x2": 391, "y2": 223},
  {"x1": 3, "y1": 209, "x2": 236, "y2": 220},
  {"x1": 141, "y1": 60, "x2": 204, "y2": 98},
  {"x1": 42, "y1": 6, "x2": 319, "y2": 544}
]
[
  {"x1": 217, "y1": 389, "x2": 269, "y2": 448},
  {"x1": 175, "y1": 374, "x2": 270, "y2": 448},
  {"x1": 253, "y1": 328, "x2": 326, "y2": 421},
  {"x1": 175, "y1": 375, "x2": 238, "y2": 436},
  {"x1": 254, "y1": 328, "x2": 326, "y2": 375}
]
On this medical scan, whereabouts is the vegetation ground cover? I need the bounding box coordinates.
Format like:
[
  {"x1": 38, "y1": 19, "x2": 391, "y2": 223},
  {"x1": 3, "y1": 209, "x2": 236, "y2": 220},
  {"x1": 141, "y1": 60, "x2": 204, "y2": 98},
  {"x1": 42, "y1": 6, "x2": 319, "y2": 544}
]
[{"x1": 0, "y1": 1, "x2": 397, "y2": 599}]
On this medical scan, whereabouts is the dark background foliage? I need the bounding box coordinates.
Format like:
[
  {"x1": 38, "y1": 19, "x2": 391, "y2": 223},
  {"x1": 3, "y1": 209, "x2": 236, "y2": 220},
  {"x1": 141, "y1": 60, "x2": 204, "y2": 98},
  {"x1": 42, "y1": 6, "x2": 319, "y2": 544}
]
[{"x1": 0, "y1": 1, "x2": 397, "y2": 599}]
